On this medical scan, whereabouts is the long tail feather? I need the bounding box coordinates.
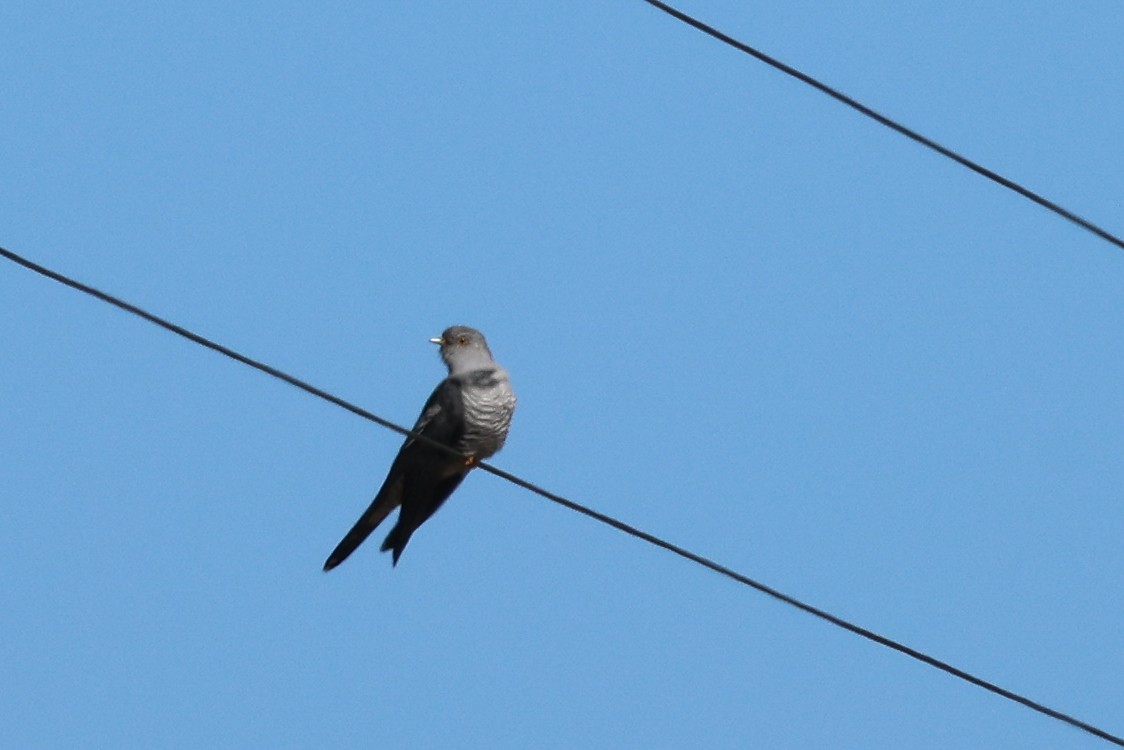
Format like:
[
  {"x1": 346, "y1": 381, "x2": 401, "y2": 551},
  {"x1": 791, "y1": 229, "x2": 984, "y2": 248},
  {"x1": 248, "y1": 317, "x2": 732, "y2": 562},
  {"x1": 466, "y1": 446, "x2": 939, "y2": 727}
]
[{"x1": 323, "y1": 491, "x2": 398, "y2": 571}]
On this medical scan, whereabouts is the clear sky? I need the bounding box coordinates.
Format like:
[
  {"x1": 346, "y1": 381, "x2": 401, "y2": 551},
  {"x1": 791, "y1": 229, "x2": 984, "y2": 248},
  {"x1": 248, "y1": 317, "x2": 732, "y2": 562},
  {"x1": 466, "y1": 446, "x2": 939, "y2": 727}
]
[{"x1": 3, "y1": 2, "x2": 1122, "y2": 748}]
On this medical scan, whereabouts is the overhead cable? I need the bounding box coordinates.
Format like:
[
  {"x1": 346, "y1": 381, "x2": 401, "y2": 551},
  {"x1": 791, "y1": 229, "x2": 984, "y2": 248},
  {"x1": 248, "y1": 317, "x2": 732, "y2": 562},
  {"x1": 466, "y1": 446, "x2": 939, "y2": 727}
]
[
  {"x1": 2, "y1": 246, "x2": 1120, "y2": 745},
  {"x1": 640, "y1": 0, "x2": 1124, "y2": 253}
]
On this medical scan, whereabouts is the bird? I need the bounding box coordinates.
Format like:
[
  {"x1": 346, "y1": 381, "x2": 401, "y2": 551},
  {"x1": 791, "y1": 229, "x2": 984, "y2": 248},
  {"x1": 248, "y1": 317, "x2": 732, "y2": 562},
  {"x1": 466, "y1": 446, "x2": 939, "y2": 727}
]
[{"x1": 323, "y1": 326, "x2": 516, "y2": 570}]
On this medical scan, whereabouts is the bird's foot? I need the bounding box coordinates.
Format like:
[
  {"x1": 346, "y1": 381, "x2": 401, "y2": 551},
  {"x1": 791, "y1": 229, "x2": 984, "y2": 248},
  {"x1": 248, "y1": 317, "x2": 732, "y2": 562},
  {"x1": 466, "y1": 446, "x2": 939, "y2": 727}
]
[{"x1": 464, "y1": 455, "x2": 478, "y2": 468}]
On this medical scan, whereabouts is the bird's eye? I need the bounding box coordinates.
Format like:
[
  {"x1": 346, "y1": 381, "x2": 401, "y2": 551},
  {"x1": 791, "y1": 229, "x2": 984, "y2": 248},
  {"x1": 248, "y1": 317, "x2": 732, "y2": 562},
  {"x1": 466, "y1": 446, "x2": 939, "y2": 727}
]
[{"x1": 457, "y1": 335, "x2": 469, "y2": 345}]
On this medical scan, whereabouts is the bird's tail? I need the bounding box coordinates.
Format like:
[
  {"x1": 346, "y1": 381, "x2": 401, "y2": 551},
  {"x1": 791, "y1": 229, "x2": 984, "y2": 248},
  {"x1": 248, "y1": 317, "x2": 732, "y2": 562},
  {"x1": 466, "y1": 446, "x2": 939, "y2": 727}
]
[
  {"x1": 322, "y1": 497, "x2": 397, "y2": 571},
  {"x1": 379, "y1": 524, "x2": 413, "y2": 567}
]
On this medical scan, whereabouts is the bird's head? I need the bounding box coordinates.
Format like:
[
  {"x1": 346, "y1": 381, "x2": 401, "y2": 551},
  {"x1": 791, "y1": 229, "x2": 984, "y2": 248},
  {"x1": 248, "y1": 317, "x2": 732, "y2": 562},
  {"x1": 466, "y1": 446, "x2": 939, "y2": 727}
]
[{"x1": 431, "y1": 326, "x2": 495, "y2": 372}]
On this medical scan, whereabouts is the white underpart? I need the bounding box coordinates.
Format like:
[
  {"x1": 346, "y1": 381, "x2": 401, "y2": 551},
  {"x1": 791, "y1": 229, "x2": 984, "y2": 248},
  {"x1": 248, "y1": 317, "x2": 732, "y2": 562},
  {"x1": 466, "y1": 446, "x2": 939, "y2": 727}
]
[{"x1": 456, "y1": 367, "x2": 517, "y2": 459}]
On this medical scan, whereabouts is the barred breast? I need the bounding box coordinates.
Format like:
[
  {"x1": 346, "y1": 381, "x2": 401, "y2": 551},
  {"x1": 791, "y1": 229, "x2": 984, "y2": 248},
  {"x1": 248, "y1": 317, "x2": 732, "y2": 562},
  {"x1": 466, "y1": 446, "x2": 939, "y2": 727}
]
[{"x1": 456, "y1": 367, "x2": 516, "y2": 459}]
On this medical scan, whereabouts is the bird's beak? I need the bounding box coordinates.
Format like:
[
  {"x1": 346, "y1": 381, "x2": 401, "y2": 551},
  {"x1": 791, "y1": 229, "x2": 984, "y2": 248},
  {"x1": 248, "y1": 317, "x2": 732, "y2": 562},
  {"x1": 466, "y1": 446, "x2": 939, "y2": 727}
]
[{"x1": 429, "y1": 336, "x2": 444, "y2": 345}]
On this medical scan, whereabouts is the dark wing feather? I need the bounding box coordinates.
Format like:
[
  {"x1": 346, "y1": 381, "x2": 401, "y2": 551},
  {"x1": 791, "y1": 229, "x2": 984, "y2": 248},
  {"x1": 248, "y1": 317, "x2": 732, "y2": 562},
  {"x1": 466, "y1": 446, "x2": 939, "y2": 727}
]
[
  {"x1": 398, "y1": 376, "x2": 465, "y2": 455},
  {"x1": 322, "y1": 378, "x2": 465, "y2": 571},
  {"x1": 380, "y1": 471, "x2": 468, "y2": 565}
]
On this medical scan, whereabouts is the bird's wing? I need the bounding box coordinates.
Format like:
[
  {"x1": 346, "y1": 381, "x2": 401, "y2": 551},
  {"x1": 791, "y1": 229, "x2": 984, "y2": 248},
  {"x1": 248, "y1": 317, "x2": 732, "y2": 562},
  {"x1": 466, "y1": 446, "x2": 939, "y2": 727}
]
[
  {"x1": 380, "y1": 471, "x2": 469, "y2": 565},
  {"x1": 321, "y1": 377, "x2": 465, "y2": 572},
  {"x1": 399, "y1": 376, "x2": 465, "y2": 455}
]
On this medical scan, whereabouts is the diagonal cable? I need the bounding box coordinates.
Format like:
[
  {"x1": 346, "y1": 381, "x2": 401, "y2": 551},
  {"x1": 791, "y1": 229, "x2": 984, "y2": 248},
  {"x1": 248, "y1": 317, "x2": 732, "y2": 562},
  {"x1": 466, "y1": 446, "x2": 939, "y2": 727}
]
[
  {"x1": 2, "y1": 245, "x2": 1121, "y2": 746},
  {"x1": 639, "y1": 0, "x2": 1124, "y2": 253}
]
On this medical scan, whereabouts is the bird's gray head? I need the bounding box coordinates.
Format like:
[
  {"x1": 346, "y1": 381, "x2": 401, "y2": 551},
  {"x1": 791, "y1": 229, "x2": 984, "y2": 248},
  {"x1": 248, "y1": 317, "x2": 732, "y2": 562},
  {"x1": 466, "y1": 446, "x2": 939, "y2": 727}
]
[{"x1": 430, "y1": 326, "x2": 497, "y2": 373}]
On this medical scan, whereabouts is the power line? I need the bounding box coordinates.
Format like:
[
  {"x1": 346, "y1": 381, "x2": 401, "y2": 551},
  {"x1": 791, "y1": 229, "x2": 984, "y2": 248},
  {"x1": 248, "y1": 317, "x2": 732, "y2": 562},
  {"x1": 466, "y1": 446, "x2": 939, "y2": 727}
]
[
  {"x1": 639, "y1": 0, "x2": 1124, "y2": 254},
  {"x1": 3, "y1": 246, "x2": 1121, "y2": 746}
]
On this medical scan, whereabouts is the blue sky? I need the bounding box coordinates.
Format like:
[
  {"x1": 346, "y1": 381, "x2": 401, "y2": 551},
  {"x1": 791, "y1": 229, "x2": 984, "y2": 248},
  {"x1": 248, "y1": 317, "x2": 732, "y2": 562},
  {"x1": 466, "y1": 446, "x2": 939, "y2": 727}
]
[{"x1": 3, "y1": 2, "x2": 1122, "y2": 747}]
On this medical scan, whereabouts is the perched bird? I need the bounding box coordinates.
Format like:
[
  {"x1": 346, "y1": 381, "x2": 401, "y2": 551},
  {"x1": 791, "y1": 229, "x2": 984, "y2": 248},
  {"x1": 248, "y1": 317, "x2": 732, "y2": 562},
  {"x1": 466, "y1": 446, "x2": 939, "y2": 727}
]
[{"x1": 323, "y1": 326, "x2": 516, "y2": 569}]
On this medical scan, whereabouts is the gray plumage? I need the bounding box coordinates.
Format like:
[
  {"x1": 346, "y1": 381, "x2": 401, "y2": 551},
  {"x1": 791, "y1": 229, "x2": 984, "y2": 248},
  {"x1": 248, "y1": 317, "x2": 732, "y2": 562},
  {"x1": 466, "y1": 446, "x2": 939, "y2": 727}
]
[{"x1": 323, "y1": 326, "x2": 516, "y2": 569}]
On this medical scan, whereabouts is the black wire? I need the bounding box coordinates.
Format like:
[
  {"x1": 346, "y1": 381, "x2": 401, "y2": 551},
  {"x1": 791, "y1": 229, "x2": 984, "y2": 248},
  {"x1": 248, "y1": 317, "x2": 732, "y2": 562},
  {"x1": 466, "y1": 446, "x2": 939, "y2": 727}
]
[
  {"x1": 639, "y1": 0, "x2": 1124, "y2": 254},
  {"x1": 3, "y1": 246, "x2": 1121, "y2": 745}
]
